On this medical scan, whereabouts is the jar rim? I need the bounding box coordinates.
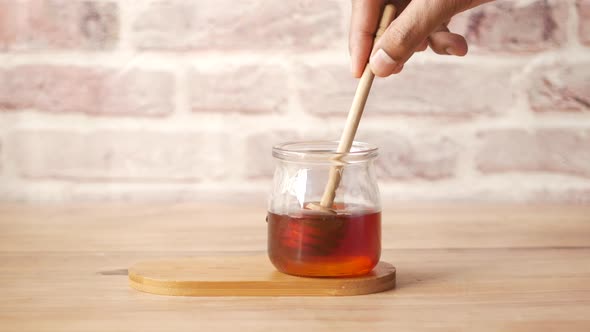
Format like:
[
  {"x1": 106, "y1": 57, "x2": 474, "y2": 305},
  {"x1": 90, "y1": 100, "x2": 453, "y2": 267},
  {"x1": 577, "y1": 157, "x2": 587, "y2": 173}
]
[{"x1": 272, "y1": 140, "x2": 378, "y2": 163}]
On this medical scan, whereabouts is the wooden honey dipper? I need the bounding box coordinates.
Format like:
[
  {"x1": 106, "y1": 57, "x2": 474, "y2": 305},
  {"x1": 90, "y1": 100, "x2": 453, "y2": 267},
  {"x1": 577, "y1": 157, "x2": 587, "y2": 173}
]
[{"x1": 307, "y1": 4, "x2": 396, "y2": 214}]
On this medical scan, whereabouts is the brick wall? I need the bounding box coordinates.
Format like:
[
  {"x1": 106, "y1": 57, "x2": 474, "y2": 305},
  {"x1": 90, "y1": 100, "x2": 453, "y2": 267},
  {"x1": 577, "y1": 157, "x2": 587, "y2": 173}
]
[{"x1": 0, "y1": 0, "x2": 589, "y2": 204}]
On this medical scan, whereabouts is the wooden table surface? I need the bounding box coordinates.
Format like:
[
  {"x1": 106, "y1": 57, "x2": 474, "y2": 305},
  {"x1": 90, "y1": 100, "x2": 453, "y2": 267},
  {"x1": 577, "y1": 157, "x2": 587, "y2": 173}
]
[{"x1": 1, "y1": 204, "x2": 589, "y2": 331}]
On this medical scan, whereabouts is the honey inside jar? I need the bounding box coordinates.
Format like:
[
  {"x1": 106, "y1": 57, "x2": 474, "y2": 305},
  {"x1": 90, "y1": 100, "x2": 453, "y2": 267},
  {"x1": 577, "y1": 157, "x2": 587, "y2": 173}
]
[{"x1": 267, "y1": 203, "x2": 381, "y2": 277}]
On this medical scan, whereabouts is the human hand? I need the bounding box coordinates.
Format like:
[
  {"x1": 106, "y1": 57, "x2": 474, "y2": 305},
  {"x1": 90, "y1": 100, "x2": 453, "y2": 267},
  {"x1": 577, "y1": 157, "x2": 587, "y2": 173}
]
[{"x1": 350, "y1": 0, "x2": 494, "y2": 77}]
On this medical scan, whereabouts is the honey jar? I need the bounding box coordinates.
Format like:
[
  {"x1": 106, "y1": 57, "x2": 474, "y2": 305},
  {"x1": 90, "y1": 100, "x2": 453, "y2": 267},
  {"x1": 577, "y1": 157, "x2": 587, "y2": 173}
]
[{"x1": 267, "y1": 141, "x2": 381, "y2": 277}]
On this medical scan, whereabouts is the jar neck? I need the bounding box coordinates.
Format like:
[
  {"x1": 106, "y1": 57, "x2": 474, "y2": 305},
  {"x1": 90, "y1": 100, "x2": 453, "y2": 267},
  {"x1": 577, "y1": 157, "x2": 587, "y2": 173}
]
[{"x1": 272, "y1": 141, "x2": 378, "y2": 165}]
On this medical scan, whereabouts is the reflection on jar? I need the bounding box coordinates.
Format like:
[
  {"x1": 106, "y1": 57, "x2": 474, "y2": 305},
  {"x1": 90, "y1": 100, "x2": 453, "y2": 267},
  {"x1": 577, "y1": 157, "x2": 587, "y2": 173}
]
[{"x1": 267, "y1": 141, "x2": 381, "y2": 277}]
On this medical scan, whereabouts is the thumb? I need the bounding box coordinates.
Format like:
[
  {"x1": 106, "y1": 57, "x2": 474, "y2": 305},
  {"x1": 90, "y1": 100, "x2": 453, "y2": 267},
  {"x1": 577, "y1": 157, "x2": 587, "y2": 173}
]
[{"x1": 370, "y1": 0, "x2": 460, "y2": 77}]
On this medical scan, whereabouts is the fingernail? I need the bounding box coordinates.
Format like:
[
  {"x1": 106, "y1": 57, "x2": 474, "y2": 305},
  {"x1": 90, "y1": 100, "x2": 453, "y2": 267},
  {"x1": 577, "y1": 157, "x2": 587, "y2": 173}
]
[
  {"x1": 370, "y1": 49, "x2": 397, "y2": 76},
  {"x1": 446, "y1": 47, "x2": 459, "y2": 56}
]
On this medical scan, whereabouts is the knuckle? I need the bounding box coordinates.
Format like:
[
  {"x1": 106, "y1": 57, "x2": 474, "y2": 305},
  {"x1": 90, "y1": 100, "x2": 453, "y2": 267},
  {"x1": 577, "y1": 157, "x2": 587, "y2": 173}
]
[{"x1": 382, "y1": 24, "x2": 417, "y2": 60}]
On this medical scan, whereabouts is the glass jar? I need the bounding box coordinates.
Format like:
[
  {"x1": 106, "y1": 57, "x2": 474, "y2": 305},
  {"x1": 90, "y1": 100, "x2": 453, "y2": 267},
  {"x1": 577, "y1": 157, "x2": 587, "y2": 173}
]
[{"x1": 267, "y1": 141, "x2": 381, "y2": 277}]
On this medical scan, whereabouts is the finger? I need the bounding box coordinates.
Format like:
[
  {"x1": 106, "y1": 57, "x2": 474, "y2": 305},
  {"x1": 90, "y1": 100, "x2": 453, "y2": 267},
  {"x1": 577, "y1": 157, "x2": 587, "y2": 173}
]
[
  {"x1": 349, "y1": 0, "x2": 384, "y2": 78},
  {"x1": 370, "y1": 0, "x2": 458, "y2": 77},
  {"x1": 464, "y1": 0, "x2": 495, "y2": 11},
  {"x1": 429, "y1": 32, "x2": 468, "y2": 56},
  {"x1": 428, "y1": 25, "x2": 468, "y2": 56},
  {"x1": 415, "y1": 39, "x2": 428, "y2": 52},
  {"x1": 389, "y1": 0, "x2": 412, "y2": 13}
]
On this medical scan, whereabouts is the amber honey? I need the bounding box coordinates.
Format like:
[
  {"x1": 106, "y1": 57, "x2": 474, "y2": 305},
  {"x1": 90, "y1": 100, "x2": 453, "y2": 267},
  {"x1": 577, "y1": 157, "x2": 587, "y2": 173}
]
[{"x1": 267, "y1": 204, "x2": 381, "y2": 277}]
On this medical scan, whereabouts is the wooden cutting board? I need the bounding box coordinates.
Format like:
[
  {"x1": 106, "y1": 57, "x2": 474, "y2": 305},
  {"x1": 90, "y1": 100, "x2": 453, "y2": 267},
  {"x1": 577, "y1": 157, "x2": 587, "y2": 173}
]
[{"x1": 128, "y1": 256, "x2": 396, "y2": 296}]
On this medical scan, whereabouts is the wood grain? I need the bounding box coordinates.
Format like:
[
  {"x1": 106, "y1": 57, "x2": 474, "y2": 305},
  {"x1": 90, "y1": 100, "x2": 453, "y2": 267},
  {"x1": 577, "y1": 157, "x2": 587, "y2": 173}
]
[
  {"x1": 128, "y1": 256, "x2": 396, "y2": 296},
  {"x1": 0, "y1": 204, "x2": 589, "y2": 331}
]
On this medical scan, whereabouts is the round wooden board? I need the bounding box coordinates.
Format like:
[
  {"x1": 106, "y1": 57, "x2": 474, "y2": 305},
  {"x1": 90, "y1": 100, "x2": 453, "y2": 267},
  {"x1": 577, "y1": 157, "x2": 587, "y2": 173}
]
[{"x1": 129, "y1": 256, "x2": 396, "y2": 296}]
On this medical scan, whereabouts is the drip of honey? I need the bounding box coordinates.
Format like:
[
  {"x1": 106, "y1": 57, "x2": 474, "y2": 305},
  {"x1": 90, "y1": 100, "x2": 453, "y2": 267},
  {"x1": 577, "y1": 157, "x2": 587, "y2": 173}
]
[{"x1": 267, "y1": 204, "x2": 381, "y2": 277}]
